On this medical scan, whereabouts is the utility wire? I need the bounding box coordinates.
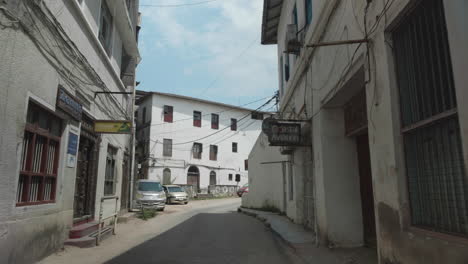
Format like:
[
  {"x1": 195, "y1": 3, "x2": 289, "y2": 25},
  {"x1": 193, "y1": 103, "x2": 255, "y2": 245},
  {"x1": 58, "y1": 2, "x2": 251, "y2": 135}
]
[{"x1": 140, "y1": 0, "x2": 221, "y2": 8}]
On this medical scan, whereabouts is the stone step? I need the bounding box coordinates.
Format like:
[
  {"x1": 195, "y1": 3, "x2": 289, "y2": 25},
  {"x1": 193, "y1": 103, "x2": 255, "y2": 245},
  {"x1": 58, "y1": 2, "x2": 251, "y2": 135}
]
[{"x1": 69, "y1": 222, "x2": 99, "y2": 239}]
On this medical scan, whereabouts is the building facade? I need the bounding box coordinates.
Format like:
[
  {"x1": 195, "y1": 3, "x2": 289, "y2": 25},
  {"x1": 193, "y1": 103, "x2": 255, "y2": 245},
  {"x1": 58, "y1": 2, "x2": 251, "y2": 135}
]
[
  {"x1": 135, "y1": 91, "x2": 266, "y2": 196},
  {"x1": 0, "y1": 0, "x2": 140, "y2": 263},
  {"x1": 246, "y1": 0, "x2": 468, "y2": 263}
]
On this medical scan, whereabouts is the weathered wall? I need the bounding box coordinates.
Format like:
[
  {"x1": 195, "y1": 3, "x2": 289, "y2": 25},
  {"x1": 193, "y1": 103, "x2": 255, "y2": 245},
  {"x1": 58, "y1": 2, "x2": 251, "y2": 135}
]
[{"x1": 242, "y1": 133, "x2": 284, "y2": 213}]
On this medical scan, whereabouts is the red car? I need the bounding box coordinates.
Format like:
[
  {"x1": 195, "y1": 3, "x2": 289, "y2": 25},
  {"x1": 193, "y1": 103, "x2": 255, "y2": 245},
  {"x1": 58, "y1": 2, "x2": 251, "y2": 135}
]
[{"x1": 237, "y1": 184, "x2": 249, "y2": 197}]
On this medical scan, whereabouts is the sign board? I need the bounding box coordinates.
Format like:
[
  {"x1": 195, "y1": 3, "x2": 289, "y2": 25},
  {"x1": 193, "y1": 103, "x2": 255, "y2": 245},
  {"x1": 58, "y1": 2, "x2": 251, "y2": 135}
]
[
  {"x1": 268, "y1": 123, "x2": 301, "y2": 146},
  {"x1": 56, "y1": 87, "x2": 83, "y2": 121},
  {"x1": 94, "y1": 120, "x2": 132, "y2": 134},
  {"x1": 67, "y1": 132, "x2": 79, "y2": 155},
  {"x1": 262, "y1": 117, "x2": 276, "y2": 135}
]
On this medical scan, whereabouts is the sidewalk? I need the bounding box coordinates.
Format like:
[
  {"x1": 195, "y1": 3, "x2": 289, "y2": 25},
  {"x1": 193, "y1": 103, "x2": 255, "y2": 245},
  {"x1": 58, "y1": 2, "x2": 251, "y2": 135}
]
[{"x1": 238, "y1": 207, "x2": 378, "y2": 264}]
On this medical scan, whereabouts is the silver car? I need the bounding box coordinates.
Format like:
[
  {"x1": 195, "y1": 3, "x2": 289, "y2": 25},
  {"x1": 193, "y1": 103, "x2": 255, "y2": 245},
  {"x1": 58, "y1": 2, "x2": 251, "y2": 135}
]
[
  {"x1": 163, "y1": 185, "x2": 189, "y2": 205},
  {"x1": 135, "y1": 180, "x2": 166, "y2": 211}
]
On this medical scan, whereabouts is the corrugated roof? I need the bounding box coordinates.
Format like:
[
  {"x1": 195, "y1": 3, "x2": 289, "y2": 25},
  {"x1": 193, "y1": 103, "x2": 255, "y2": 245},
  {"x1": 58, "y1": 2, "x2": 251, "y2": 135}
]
[{"x1": 261, "y1": 0, "x2": 283, "y2": 45}]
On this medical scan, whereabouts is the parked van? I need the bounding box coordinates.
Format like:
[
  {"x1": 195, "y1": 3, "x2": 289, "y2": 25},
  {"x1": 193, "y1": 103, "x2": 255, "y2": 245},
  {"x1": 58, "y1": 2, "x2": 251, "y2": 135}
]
[{"x1": 135, "y1": 179, "x2": 166, "y2": 211}]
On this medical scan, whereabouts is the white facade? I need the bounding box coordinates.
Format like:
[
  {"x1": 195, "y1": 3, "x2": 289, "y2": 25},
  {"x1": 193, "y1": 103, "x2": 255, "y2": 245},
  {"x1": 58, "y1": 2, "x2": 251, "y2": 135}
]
[
  {"x1": 253, "y1": 0, "x2": 468, "y2": 263},
  {"x1": 0, "y1": 0, "x2": 139, "y2": 263},
  {"x1": 136, "y1": 92, "x2": 264, "y2": 194}
]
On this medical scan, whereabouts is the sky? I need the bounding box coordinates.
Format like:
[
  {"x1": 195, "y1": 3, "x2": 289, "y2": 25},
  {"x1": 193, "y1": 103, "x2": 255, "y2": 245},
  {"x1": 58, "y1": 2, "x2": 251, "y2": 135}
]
[{"x1": 137, "y1": 0, "x2": 278, "y2": 110}]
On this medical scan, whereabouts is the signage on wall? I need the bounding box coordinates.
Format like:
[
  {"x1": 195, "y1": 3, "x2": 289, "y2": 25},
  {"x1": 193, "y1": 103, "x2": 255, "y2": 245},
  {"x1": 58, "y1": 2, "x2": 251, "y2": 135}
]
[
  {"x1": 66, "y1": 132, "x2": 79, "y2": 168},
  {"x1": 269, "y1": 123, "x2": 301, "y2": 146},
  {"x1": 94, "y1": 120, "x2": 132, "y2": 134},
  {"x1": 56, "y1": 87, "x2": 83, "y2": 121}
]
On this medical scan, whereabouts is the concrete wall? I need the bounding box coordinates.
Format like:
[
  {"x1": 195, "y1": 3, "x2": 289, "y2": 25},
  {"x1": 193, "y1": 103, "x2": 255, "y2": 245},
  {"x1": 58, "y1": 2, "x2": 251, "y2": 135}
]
[
  {"x1": 137, "y1": 93, "x2": 263, "y2": 192},
  {"x1": 0, "y1": 0, "x2": 138, "y2": 262},
  {"x1": 266, "y1": 0, "x2": 468, "y2": 262},
  {"x1": 242, "y1": 133, "x2": 284, "y2": 212}
]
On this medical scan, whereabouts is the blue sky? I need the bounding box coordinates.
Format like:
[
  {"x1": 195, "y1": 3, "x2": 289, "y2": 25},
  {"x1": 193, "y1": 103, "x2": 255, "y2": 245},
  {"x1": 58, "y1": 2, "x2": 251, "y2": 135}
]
[{"x1": 137, "y1": 0, "x2": 278, "y2": 110}]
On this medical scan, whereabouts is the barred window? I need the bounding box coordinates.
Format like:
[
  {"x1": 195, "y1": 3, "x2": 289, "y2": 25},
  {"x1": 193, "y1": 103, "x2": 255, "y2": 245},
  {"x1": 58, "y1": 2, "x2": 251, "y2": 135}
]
[
  {"x1": 104, "y1": 146, "x2": 117, "y2": 196},
  {"x1": 232, "y1": 142, "x2": 238, "y2": 153},
  {"x1": 17, "y1": 102, "x2": 62, "y2": 206},
  {"x1": 163, "y1": 139, "x2": 172, "y2": 157},
  {"x1": 393, "y1": 0, "x2": 468, "y2": 235}
]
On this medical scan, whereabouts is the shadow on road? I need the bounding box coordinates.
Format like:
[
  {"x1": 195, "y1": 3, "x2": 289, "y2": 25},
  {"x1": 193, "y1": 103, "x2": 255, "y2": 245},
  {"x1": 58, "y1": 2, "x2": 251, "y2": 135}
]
[{"x1": 106, "y1": 211, "x2": 300, "y2": 264}]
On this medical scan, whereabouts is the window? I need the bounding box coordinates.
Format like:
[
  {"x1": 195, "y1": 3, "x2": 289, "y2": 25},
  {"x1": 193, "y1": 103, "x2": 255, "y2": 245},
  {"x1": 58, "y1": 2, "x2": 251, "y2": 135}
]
[
  {"x1": 194, "y1": 111, "x2": 202, "y2": 127},
  {"x1": 192, "y1": 143, "x2": 202, "y2": 159},
  {"x1": 292, "y1": 4, "x2": 298, "y2": 29},
  {"x1": 244, "y1": 159, "x2": 248, "y2": 171},
  {"x1": 284, "y1": 54, "x2": 290, "y2": 82},
  {"x1": 393, "y1": 0, "x2": 468, "y2": 236},
  {"x1": 235, "y1": 174, "x2": 240, "y2": 182},
  {"x1": 231, "y1": 118, "x2": 237, "y2": 131},
  {"x1": 98, "y1": 0, "x2": 113, "y2": 56},
  {"x1": 251, "y1": 112, "x2": 264, "y2": 120},
  {"x1": 163, "y1": 105, "x2": 173, "y2": 122},
  {"x1": 210, "y1": 171, "x2": 216, "y2": 185},
  {"x1": 211, "y1": 114, "x2": 219, "y2": 129},
  {"x1": 209, "y1": 145, "x2": 218, "y2": 161},
  {"x1": 163, "y1": 139, "x2": 172, "y2": 157},
  {"x1": 232, "y1": 142, "x2": 238, "y2": 153},
  {"x1": 305, "y1": 0, "x2": 313, "y2": 25},
  {"x1": 142, "y1": 107, "x2": 146, "y2": 124},
  {"x1": 16, "y1": 102, "x2": 62, "y2": 206},
  {"x1": 228, "y1": 174, "x2": 233, "y2": 181},
  {"x1": 163, "y1": 168, "x2": 171, "y2": 185},
  {"x1": 104, "y1": 146, "x2": 117, "y2": 196}
]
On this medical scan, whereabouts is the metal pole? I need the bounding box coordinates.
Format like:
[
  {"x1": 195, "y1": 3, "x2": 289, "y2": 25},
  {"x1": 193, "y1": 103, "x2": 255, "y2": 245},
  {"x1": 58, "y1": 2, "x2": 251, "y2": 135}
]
[
  {"x1": 306, "y1": 39, "x2": 368, "y2": 48},
  {"x1": 129, "y1": 74, "x2": 137, "y2": 211},
  {"x1": 113, "y1": 197, "x2": 118, "y2": 235},
  {"x1": 96, "y1": 198, "x2": 103, "y2": 246}
]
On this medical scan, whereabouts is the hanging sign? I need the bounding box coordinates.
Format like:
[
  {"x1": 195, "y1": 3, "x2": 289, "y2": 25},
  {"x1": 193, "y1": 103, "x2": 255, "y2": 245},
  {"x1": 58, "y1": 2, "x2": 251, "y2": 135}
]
[
  {"x1": 94, "y1": 120, "x2": 132, "y2": 134},
  {"x1": 268, "y1": 122, "x2": 301, "y2": 146},
  {"x1": 56, "y1": 87, "x2": 83, "y2": 121}
]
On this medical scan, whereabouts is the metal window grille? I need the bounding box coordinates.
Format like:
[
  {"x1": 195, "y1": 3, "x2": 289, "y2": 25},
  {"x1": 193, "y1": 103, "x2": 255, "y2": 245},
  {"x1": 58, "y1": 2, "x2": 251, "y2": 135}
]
[
  {"x1": 235, "y1": 174, "x2": 241, "y2": 182},
  {"x1": 163, "y1": 105, "x2": 173, "y2": 122},
  {"x1": 211, "y1": 114, "x2": 219, "y2": 129},
  {"x1": 163, "y1": 139, "x2": 172, "y2": 157},
  {"x1": 228, "y1": 174, "x2": 233, "y2": 181},
  {"x1": 17, "y1": 102, "x2": 61, "y2": 206},
  {"x1": 393, "y1": 0, "x2": 468, "y2": 236},
  {"x1": 231, "y1": 118, "x2": 237, "y2": 131},
  {"x1": 209, "y1": 145, "x2": 218, "y2": 161},
  {"x1": 194, "y1": 111, "x2": 202, "y2": 127}
]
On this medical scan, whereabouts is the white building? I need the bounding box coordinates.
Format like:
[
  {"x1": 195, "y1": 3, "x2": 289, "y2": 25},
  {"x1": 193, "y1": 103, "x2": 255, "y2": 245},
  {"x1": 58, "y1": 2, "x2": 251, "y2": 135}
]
[
  {"x1": 246, "y1": 0, "x2": 468, "y2": 263},
  {"x1": 135, "y1": 91, "x2": 267, "y2": 196},
  {"x1": 0, "y1": 0, "x2": 140, "y2": 262}
]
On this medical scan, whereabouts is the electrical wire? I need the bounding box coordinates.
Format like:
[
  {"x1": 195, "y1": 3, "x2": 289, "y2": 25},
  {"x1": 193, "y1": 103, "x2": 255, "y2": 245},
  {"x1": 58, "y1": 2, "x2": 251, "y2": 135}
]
[{"x1": 140, "y1": 0, "x2": 221, "y2": 8}]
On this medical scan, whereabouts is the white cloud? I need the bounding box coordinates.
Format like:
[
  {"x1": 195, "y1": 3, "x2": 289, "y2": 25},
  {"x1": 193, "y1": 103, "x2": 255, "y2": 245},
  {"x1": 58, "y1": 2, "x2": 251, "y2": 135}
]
[{"x1": 140, "y1": 0, "x2": 278, "y2": 101}]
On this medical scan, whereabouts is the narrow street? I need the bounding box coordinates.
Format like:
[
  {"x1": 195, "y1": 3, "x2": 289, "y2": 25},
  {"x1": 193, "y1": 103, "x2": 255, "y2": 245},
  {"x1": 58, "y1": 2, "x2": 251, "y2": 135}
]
[{"x1": 41, "y1": 198, "x2": 303, "y2": 264}]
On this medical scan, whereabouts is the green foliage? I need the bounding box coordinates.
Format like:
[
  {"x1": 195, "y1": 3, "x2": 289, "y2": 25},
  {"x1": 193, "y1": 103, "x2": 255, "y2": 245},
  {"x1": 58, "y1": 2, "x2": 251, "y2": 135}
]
[{"x1": 137, "y1": 207, "x2": 157, "y2": 220}]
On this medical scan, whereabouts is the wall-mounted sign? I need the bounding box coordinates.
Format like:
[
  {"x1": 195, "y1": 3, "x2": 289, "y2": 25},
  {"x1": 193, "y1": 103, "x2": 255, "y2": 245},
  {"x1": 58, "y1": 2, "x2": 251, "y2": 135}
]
[
  {"x1": 67, "y1": 132, "x2": 79, "y2": 155},
  {"x1": 57, "y1": 87, "x2": 83, "y2": 121},
  {"x1": 94, "y1": 120, "x2": 132, "y2": 134},
  {"x1": 268, "y1": 123, "x2": 301, "y2": 146}
]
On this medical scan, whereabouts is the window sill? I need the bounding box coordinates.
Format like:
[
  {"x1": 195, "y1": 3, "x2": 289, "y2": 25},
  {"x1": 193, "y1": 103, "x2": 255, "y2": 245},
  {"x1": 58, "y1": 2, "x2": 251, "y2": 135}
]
[
  {"x1": 16, "y1": 200, "x2": 56, "y2": 207},
  {"x1": 408, "y1": 226, "x2": 468, "y2": 245}
]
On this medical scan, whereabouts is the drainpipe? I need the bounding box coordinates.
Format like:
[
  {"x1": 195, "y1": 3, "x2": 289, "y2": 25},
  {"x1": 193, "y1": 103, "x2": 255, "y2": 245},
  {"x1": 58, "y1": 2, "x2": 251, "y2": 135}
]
[{"x1": 129, "y1": 75, "x2": 136, "y2": 211}]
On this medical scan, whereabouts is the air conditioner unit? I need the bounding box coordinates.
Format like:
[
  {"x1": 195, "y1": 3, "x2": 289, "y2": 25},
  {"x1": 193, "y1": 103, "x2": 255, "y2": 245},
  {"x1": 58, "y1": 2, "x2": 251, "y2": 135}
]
[{"x1": 285, "y1": 24, "x2": 301, "y2": 54}]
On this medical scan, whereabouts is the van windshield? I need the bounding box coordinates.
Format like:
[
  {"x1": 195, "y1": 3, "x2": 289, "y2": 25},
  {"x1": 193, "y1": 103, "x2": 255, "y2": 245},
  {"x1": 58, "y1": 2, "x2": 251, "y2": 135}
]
[{"x1": 138, "y1": 182, "x2": 163, "y2": 192}]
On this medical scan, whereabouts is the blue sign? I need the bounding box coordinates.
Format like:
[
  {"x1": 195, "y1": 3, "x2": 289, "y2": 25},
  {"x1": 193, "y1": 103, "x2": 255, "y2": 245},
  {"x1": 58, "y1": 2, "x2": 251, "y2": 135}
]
[
  {"x1": 67, "y1": 132, "x2": 78, "y2": 155},
  {"x1": 57, "y1": 87, "x2": 83, "y2": 120}
]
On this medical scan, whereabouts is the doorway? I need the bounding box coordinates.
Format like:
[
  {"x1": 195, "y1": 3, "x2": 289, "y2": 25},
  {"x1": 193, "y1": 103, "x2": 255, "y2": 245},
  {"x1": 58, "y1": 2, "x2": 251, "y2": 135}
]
[
  {"x1": 187, "y1": 166, "x2": 200, "y2": 193},
  {"x1": 356, "y1": 134, "x2": 377, "y2": 247},
  {"x1": 73, "y1": 127, "x2": 98, "y2": 223}
]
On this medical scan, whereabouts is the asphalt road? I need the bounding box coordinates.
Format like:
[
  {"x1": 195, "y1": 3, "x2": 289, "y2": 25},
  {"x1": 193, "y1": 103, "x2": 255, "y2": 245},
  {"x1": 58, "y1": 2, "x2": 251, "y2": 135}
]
[{"x1": 106, "y1": 199, "x2": 302, "y2": 264}]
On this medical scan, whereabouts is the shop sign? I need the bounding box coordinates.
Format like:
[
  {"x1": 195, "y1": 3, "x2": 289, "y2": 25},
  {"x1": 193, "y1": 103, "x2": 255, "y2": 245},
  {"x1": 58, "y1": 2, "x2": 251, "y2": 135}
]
[
  {"x1": 268, "y1": 123, "x2": 301, "y2": 146},
  {"x1": 56, "y1": 87, "x2": 83, "y2": 121},
  {"x1": 94, "y1": 120, "x2": 132, "y2": 134}
]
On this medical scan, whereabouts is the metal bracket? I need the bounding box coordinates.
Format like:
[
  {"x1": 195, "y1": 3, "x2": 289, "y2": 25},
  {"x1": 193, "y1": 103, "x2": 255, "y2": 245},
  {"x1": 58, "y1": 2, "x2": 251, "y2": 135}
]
[{"x1": 307, "y1": 39, "x2": 369, "y2": 48}]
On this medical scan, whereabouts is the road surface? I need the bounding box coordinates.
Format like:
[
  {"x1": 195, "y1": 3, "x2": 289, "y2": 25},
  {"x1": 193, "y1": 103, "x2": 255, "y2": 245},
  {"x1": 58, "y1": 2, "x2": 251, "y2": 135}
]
[{"x1": 41, "y1": 198, "x2": 302, "y2": 264}]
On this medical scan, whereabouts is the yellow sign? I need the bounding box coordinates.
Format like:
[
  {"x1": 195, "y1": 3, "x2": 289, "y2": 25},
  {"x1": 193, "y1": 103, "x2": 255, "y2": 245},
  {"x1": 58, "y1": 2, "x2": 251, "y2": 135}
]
[{"x1": 94, "y1": 120, "x2": 132, "y2": 134}]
